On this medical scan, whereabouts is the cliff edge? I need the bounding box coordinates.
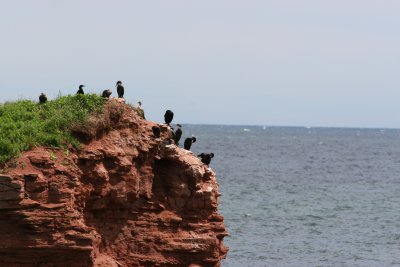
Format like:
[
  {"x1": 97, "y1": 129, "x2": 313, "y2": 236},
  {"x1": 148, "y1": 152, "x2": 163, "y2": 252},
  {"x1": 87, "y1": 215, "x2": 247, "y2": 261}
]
[{"x1": 0, "y1": 100, "x2": 228, "y2": 267}]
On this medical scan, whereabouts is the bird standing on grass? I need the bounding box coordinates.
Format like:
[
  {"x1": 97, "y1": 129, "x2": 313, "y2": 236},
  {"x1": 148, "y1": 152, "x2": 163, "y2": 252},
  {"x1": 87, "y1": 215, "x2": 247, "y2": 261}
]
[
  {"x1": 102, "y1": 89, "x2": 112, "y2": 98},
  {"x1": 77, "y1": 85, "x2": 85, "y2": 95},
  {"x1": 39, "y1": 93, "x2": 47, "y2": 104},
  {"x1": 116, "y1": 81, "x2": 124, "y2": 98}
]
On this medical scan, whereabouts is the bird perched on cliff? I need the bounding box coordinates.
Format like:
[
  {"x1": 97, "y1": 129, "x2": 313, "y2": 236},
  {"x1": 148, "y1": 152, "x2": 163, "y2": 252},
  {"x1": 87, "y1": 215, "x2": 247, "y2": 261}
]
[
  {"x1": 102, "y1": 89, "x2": 112, "y2": 98},
  {"x1": 174, "y1": 124, "x2": 182, "y2": 145},
  {"x1": 164, "y1": 110, "x2": 174, "y2": 125},
  {"x1": 116, "y1": 81, "x2": 124, "y2": 98},
  {"x1": 184, "y1": 136, "x2": 197, "y2": 150},
  {"x1": 152, "y1": 126, "x2": 161, "y2": 138},
  {"x1": 77, "y1": 85, "x2": 85, "y2": 95},
  {"x1": 39, "y1": 93, "x2": 47, "y2": 104},
  {"x1": 198, "y1": 153, "x2": 214, "y2": 166}
]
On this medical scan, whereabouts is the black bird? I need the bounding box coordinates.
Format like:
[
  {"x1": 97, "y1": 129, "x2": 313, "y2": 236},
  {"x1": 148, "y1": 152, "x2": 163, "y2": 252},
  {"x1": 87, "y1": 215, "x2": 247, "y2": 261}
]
[
  {"x1": 102, "y1": 89, "x2": 112, "y2": 98},
  {"x1": 116, "y1": 81, "x2": 124, "y2": 98},
  {"x1": 174, "y1": 124, "x2": 182, "y2": 145},
  {"x1": 184, "y1": 136, "x2": 197, "y2": 150},
  {"x1": 198, "y1": 153, "x2": 214, "y2": 166},
  {"x1": 39, "y1": 93, "x2": 47, "y2": 104},
  {"x1": 164, "y1": 110, "x2": 174, "y2": 125},
  {"x1": 77, "y1": 85, "x2": 85, "y2": 95},
  {"x1": 152, "y1": 126, "x2": 161, "y2": 138}
]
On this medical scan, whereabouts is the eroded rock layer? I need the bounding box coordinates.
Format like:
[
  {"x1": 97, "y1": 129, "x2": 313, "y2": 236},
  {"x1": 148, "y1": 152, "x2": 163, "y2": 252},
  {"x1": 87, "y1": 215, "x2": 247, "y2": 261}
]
[{"x1": 0, "y1": 102, "x2": 228, "y2": 267}]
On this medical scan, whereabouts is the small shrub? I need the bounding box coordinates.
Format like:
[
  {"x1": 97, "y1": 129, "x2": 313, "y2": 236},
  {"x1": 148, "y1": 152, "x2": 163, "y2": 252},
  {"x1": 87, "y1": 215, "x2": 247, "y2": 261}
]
[
  {"x1": 50, "y1": 151, "x2": 57, "y2": 161},
  {"x1": 20, "y1": 162, "x2": 27, "y2": 169},
  {"x1": 70, "y1": 101, "x2": 127, "y2": 140},
  {"x1": 126, "y1": 103, "x2": 145, "y2": 119}
]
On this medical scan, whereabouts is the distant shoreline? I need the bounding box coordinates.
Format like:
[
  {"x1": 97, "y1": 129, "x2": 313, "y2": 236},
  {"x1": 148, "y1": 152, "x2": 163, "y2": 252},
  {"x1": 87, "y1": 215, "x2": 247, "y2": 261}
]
[{"x1": 181, "y1": 123, "x2": 400, "y2": 131}]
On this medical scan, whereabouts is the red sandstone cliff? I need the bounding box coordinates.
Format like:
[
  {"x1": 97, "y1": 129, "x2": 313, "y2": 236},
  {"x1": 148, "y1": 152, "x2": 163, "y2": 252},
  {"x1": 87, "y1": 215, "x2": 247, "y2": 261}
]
[{"x1": 0, "y1": 101, "x2": 228, "y2": 267}]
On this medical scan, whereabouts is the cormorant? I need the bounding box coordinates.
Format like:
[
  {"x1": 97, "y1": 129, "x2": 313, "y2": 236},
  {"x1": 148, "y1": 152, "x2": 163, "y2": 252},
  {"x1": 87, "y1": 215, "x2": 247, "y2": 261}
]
[
  {"x1": 198, "y1": 153, "x2": 214, "y2": 166},
  {"x1": 164, "y1": 110, "x2": 174, "y2": 125},
  {"x1": 152, "y1": 126, "x2": 161, "y2": 138},
  {"x1": 174, "y1": 124, "x2": 182, "y2": 145},
  {"x1": 102, "y1": 89, "x2": 112, "y2": 98},
  {"x1": 184, "y1": 136, "x2": 197, "y2": 150},
  {"x1": 39, "y1": 93, "x2": 47, "y2": 104},
  {"x1": 116, "y1": 81, "x2": 124, "y2": 98},
  {"x1": 77, "y1": 85, "x2": 85, "y2": 95}
]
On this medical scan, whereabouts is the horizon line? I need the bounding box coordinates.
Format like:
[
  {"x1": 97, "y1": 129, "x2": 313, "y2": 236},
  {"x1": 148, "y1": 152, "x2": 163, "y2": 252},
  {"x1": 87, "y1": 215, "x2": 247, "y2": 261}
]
[{"x1": 179, "y1": 122, "x2": 400, "y2": 131}]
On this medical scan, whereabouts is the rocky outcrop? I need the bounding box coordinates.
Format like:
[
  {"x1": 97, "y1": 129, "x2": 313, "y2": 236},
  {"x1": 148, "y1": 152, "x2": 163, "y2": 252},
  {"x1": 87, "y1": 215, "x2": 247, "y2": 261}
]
[{"x1": 0, "y1": 101, "x2": 228, "y2": 267}]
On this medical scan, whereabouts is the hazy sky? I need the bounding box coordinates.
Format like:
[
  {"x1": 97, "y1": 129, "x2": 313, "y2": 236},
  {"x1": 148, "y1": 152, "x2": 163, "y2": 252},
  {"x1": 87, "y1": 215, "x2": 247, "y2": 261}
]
[{"x1": 1, "y1": 0, "x2": 399, "y2": 128}]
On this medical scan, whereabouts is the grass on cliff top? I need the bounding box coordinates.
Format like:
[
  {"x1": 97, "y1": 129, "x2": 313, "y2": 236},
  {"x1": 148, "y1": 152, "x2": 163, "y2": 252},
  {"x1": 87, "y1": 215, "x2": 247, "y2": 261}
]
[{"x1": 0, "y1": 94, "x2": 106, "y2": 165}]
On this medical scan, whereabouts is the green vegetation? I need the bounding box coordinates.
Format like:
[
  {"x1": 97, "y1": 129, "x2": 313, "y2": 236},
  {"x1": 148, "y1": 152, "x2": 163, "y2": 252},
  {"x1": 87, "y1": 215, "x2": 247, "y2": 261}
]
[{"x1": 0, "y1": 94, "x2": 106, "y2": 165}]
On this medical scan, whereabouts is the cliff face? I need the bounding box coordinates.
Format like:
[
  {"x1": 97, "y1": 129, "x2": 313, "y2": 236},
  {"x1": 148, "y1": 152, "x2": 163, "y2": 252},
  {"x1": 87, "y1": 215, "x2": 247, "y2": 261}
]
[{"x1": 0, "y1": 102, "x2": 228, "y2": 267}]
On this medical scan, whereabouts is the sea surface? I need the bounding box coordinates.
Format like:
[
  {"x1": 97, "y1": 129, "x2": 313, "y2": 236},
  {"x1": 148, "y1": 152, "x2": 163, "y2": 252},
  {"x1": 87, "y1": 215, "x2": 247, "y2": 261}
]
[{"x1": 184, "y1": 125, "x2": 400, "y2": 267}]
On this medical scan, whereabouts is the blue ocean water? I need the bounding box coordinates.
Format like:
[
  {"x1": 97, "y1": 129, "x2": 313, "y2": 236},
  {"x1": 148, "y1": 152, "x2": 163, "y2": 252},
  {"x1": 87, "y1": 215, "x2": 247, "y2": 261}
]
[{"x1": 185, "y1": 125, "x2": 400, "y2": 267}]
